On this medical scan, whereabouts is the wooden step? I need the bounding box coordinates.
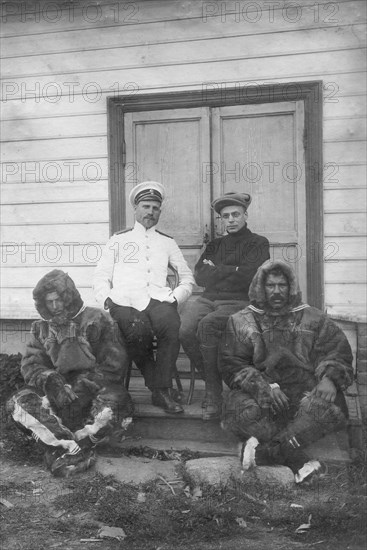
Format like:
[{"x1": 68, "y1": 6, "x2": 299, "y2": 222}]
[
  {"x1": 124, "y1": 377, "x2": 352, "y2": 463},
  {"x1": 128, "y1": 355, "x2": 198, "y2": 380}
]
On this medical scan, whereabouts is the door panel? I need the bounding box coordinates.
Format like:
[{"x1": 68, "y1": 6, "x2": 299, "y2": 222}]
[
  {"x1": 124, "y1": 101, "x2": 306, "y2": 298},
  {"x1": 212, "y1": 102, "x2": 307, "y2": 296},
  {"x1": 124, "y1": 108, "x2": 211, "y2": 274}
]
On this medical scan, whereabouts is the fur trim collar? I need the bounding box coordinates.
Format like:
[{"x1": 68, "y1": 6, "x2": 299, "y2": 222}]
[{"x1": 248, "y1": 259, "x2": 303, "y2": 314}]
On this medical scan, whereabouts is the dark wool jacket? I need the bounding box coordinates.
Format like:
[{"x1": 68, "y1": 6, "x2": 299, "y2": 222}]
[
  {"x1": 195, "y1": 225, "x2": 270, "y2": 301},
  {"x1": 220, "y1": 260, "x2": 353, "y2": 395},
  {"x1": 21, "y1": 270, "x2": 127, "y2": 395}
]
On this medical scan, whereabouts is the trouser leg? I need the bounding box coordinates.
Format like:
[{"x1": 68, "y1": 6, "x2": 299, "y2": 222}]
[
  {"x1": 267, "y1": 392, "x2": 348, "y2": 473},
  {"x1": 225, "y1": 389, "x2": 348, "y2": 473},
  {"x1": 221, "y1": 389, "x2": 309, "y2": 472},
  {"x1": 179, "y1": 297, "x2": 214, "y2": 379},
  {"x1": 6, "y1": 386, "x2": 119, "y2": 476},
  {"x1": 146, "y1": 299, "x2": 181, "y2": 389},
  {"x1": 66, "y1": 375, "x2": 134, "y2": 443},
  {"x1": 108, "y1": 302, "x2": 156, "y2": 388},
  {"x1": 7, "y1": 388, "x2": 79, "y2": 453},
  {"x1": 198, "y1": 301, "x2": 247, "y2": 405},
  {"x1": 222, "y1": 390, "x2": 279, "y2": 442}
]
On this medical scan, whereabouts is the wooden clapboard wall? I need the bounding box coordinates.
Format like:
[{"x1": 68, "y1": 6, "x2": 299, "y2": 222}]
[{"x1": 0, "y1": 0, "x2": 366, "y2": 319}]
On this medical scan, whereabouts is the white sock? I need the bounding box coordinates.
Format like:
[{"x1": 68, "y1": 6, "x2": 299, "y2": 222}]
[
  {"x1": 74, "y1": 407, "x2": 113, "y2": 441},
  {"x1": 295, "y1": 460, "x2": 321, "y2": 483},
  {"x1": 240, "y1": 436, "x2": 259, "y2": 471}
]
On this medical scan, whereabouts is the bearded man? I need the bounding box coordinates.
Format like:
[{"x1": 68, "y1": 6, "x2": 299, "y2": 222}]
[
  {"x1": 220, "y1": 260, "x2": 353, "y2": 483},
  {"x1": 7, "y1": 270, "x2": 133, "y2": 477},
  {"x1": 94, "y1": 181, "x2": 194, "y2": 414}
]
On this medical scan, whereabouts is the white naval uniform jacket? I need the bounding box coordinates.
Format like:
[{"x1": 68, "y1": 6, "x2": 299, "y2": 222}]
[{"x1": 93, "y1": 221, "x2": 195, "y2": 311}]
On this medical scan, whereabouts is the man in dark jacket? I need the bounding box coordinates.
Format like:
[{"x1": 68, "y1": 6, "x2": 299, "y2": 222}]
[
  {"x1": 179, "y1": 191, "x2": 270, "y2": 419},
  {"x1": 7, "y1": 270, "x2": 133, "y2": 477},
  {"x1": 220, "y1": 260, "x2": 353, "y2": 483}
]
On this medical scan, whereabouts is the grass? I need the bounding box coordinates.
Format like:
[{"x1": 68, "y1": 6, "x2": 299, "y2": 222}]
[
  {"x1": 1, "y1": 407, "x2": 366, "y2": 549},
  {"x1": 0, "y1": 350, "x2": 366, "y2": 550},
  {"x1": 50, "y1": 458, "x2": 367, "y2": 549}
]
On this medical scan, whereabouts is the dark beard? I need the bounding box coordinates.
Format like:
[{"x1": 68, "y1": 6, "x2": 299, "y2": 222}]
[{"x1": 264, "y1": 302, "x2": 292, "y2": 316}]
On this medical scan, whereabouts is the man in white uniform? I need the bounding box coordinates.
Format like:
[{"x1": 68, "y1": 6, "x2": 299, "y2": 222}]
[{"x1": 94, "y1": 182, "x2": 194, "y2": 414}]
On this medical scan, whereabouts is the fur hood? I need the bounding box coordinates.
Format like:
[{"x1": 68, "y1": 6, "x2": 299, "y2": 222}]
[
  {"x1": 248, "y1": 260, "x2": 303, "y2": 313},
  {"x1": 33, "y1": 270, "x2": 84, "y2": 321}
]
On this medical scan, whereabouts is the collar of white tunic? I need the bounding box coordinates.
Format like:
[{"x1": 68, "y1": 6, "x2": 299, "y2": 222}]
[{"x1": 133, "y1": 220, "x2": 158, "y2": 236}]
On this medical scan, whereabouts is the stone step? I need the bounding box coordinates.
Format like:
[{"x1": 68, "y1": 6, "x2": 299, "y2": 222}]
[
  {"x1": 103, "y1": 433, "x2": 351, "y2": 463},
  {"x1": 103, "y1": 437, "x2": 239, "y2": 458}
]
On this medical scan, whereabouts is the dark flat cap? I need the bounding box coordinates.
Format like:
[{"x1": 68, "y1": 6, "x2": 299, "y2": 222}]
[{"x1": 211, "y1": 191, "x2": 252, "y2": 214}]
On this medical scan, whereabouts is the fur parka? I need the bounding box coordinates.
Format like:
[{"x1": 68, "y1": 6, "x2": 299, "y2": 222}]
[
  {"x1": 220, "y1": 260, "x2": 354, "y2": 395},
  {"x1": 21, "y1": 271, "x2": 129, "y2": 398}
]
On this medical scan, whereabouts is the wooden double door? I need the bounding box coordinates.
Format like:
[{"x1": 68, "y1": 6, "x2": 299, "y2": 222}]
[{"x1": 123, "y1": 101, "x2": 307, "y2": 297}]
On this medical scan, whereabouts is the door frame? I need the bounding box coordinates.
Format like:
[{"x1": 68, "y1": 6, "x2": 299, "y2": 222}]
[{"x1": 107, "y1": 81, "x2": 323, "y2": 308}]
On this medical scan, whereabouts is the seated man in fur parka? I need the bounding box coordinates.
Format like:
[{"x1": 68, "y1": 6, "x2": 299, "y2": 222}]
[
  {"x1": 220, "y1": 260, "x2": 353, "y2": 483},
  {"x1": 7, "y1": 270, "x2": 133, "y2": 477}
]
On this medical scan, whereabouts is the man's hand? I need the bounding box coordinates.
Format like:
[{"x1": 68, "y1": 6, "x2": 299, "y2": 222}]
[
  {"x1": 233, "y1": 368, "x2": 272, "y2": 407},
  {"x1": 46, "y1": 373, "x2": 78, "y2": 409},
  {"x1": 51, "y1": 385, "x2": 78, "y2": 409},
  {"x1": 233, "y1": 367, "x2": 258, "y2": 391},
  {"x1": 271, "y1": 386, "x2": 289, "y2": 412},
  {"x1": 311, "y1": 376, "x2": 337, "y2": 402},
  {"x1": 203, "y1": 259, "x2": 215, "y2": 267},
  {"x1": 61, "y1": 385, "x2": 78, "y2": 406}
]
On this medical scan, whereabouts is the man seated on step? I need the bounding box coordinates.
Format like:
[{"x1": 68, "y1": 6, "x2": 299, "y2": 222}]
[
  {"x1": 179, "y1": 191, "x2": 270, "y2": 420},
  {"x1": 7, "y1": 270, "x2": 133, "y2": 478},
  {"x1": 94, "y1": 181, "x2": 195, "y2": 414},
  {"x1": 220, "y1": 259, "x2": 353, "y2": 483}
]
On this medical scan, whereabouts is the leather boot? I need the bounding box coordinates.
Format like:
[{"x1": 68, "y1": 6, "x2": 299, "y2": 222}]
[
  {"x1": 45, "y1": 446, "x2": 96, "y2": 477},
  {"x1": 202, "y1": 392, "x2": 222, "y2": 420},
  {"x1": 149, "y1": 387, "x2": 183, "y2": 404},
  {"x1": 152, "y1": 389, "x2": 184, "y2": 414},
  {"x1": 200, "y1": 344, "x2": 223, "y2": 421},
  {"x1": 202, "y1": 378, "x2": 223, "y2": 421}
]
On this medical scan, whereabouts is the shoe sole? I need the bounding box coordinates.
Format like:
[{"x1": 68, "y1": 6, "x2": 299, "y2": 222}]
[
  {"x1": 151, "y1": 401, "x2": 184, "y2": 414},
  {"x1": 202, "y1": 413, "x2": 220, "y2": 421}
]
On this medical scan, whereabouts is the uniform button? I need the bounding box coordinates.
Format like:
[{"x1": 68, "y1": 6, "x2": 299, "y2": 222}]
[{"x1": 147, "y1": 269, "x2": 151, "y2": 273}]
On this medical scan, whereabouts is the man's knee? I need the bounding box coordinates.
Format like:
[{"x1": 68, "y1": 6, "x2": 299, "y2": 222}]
[
  {"x1": 123, "y1": 320, "x2": 154, "y2": 348},
  {"x1": 298, "y1": 394, "x2": 347, "y2": 431},
  {"x1": 180, "y1": 299, "x2": 213, "y2": 334},
  {"x1": 6, "y1": 387, "x2": 41, "y2": 418},
  {"x1": 197, "y1": 315, "x2": 220, "y2": 345},
  {"x1": 157, "y1": 315, "x2": 180, "y2": 340},
  {"x1": 223, "y1": 392, "x2": 262, "y2": 427},
  {"x1": 179, "y1": 312, "x2": 199, "y2": 340}
]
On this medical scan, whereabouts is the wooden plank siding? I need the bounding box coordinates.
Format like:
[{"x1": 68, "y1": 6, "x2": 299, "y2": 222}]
[{"x1": 0, "y1": 0, "x2": 366, "y2": 319}]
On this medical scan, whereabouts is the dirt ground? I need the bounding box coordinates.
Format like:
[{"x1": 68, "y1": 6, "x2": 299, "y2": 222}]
[{"x1": 1, "y1": 445, "x2": 366, "y2": 550}]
